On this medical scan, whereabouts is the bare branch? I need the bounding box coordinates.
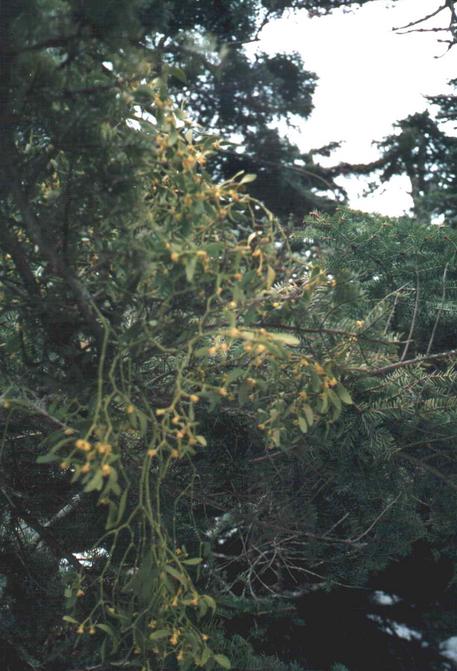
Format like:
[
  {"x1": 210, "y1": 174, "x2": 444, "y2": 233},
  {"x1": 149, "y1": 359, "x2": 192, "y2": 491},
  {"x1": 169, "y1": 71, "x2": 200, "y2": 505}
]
[{"x1": 393, "y1": 2, "x2": 449, "y2": 32}]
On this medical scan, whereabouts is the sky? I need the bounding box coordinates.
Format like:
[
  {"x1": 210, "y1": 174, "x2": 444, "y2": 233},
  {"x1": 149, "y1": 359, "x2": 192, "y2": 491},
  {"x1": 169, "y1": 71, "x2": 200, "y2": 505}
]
[{"x1": 252, "y1": 0, "x2": 457, "y2": 217}]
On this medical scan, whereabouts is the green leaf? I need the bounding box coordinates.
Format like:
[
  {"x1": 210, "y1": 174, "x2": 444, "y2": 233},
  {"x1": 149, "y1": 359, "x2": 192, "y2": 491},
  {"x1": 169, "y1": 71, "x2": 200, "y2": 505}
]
[
  {"x1": 185, "y1": 256, "x2": 197, "y2": 282},
  {"x1": 239, "y1": 173, "x2": 256, "y2": 185},
  {"x1": 298, "y1": 416, "x2": 308, "y2": 434},
  {"x1": 96, "y1": 623, "x2": 116, "y2": 637},
  {"x1": 214, "y1": 654, "x2": 231, "y2": 669},
  {"x1": 198, "y1": 646, "x2": 211, "y2": 666},
  {"x1": 148, "y1": 629, "x2": 169, "y2": 641},
  {"x1": 203, "y1": 594, "x2": 216, "y2": 611},
  {"x1": 116, "y1": 489, "x2": 128, "y2": 524},
  {"x1": 328, "y1": 389, "x2": 342, "y2": 412},
  {"x1": 165, "y1": 565, "x2": 187, "y2": 585},
  {"x1": 270, "y1": 332, "x2": 300, "y2": 346},
  {"x1": 303, "y1": 404, "x2": 314, "y2": 427},
  {"x1": 266, "y1": 265, "x2": 276, "y2": 288},
  {"x1": 309, "y1": 369, "x2": 322, "y2": 393},
  {"x1": 335, "y1": 383, "x2": 352, "y2": 405},
  {"x1": 182, "y1": 557, "x2": 202, "y2": 565},
  {"x1": 62, "y1": 615, "x2": 78, "y2": 624},
  {"x1": 169, "y1": 66, "x2": 187, "y2": 83},
  {"x1": 84, "y1": 472, "x2": 103, "y2": 493},
  {"x1": 36, "y1": 452, "x2": 61, "y2": 464}
]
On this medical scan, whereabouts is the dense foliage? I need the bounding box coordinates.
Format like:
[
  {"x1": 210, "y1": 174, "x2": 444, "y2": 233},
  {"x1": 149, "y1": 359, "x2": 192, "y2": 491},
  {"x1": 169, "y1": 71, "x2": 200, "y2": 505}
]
[{"x1": 2, "y1": 2, "x2": 457, "y2": 671}]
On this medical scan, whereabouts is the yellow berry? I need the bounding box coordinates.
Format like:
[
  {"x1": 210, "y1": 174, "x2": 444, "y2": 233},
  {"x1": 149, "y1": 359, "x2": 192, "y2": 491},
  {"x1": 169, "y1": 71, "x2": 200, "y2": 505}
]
[
  {"x1": 81, "y1": 463, "x2": 91, "y2": 474},
  {"x1": 76, "y1": 589, "x2": 85, "y2": 598},
  {"x1": 195, "y1": 152, "x2": 206, "y2": 165},
  {"x1": 96, "y1": 442, "x2": 112, "y2": 455},
  {"x1": 147, "y1": 448, "x2": 158, "y2": 458},
  {"x1": 170, "y1": 251, "x2": 180, "y2": 263},
  {"x1": 101, "y1": 464, "x2": 112, "y2": 477},
  {"x1": 182, "y1": 156, "x2": 196, "y2": 170},
  {"x1": 75, "y1": 439, "x2": 91, "y2": 452},
  {"x1": 190, "y1": 394, "x2": 199, "y2": 403}
]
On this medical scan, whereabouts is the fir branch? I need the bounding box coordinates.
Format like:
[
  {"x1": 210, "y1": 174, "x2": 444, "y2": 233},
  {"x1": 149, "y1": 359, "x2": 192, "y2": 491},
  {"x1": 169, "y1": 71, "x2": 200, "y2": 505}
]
[{"x1": 350, "y1": 348, "x2": 457, "y2": 376}]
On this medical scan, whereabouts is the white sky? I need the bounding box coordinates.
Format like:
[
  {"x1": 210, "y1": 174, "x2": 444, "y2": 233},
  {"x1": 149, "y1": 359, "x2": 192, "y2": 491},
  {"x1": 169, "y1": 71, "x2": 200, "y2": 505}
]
[{"x1": 253, "y1": 0, "x2": 457, "y2": 216}]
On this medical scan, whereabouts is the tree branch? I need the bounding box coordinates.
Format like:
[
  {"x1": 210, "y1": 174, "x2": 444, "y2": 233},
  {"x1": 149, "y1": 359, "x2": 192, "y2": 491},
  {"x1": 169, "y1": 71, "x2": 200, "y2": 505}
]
[
  {"x1": 0, "y1": 219, "x2": 42, "y2": 302},
  {"x1": 0, "y1": 479, "x2": 83, "y2": 570},
  {"x1": 9, "y1": 177, "x2": 104, "y2": 345},
  {"x1": 350, "y1": 348, "x2": 457, "y2": 376}
]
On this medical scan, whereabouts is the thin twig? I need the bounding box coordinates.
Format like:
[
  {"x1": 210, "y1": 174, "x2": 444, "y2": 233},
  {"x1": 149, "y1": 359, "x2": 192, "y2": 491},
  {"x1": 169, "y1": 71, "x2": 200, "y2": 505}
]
[
  {"x1": 348, "y1": 494, "x2": 401, "y2": 544},
  {"x1": 401, "y1": 269, "x2": 420, "y2": 362},
  {"x1": 426, "y1": 261, "x2": 450, "y2": 355},
  {"x1": 350, "y1": 347, "x2": 457, "y2": 377},
  {"x1": 393, "y1": 2, "x2": 448, "y2": 32}
]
